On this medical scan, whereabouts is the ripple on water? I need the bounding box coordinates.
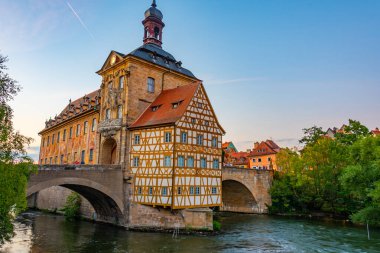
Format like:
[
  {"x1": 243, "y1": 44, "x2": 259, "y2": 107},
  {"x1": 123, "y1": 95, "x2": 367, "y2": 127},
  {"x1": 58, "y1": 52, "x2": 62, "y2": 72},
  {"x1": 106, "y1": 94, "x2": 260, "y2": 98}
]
[{"x1": 2, "y1": 211, "x2": 380, "y2": 253}]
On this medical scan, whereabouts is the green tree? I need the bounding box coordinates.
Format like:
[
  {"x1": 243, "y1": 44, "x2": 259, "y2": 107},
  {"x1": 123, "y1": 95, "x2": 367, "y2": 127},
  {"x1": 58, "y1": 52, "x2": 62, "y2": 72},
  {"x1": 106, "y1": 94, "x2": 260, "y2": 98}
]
[
  {"x1": 335, "y1": 119, "x2": 370, "y2": 146},
  {"x1": 0, "y1": 54, "x2": 36, "y2": 244},
  {"x1": 299, "y1": 126, "x2": 325, "y2": 146},
  {"x1": 340, "y1": 136, "x2": 380, "y2": 225}
]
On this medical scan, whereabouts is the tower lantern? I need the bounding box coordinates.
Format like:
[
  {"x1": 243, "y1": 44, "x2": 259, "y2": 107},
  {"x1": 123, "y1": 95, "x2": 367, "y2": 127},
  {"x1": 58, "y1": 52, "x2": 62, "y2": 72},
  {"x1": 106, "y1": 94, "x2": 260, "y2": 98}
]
[{"x1": 143, "y1": 0, "x2": 165, "y2": 48}]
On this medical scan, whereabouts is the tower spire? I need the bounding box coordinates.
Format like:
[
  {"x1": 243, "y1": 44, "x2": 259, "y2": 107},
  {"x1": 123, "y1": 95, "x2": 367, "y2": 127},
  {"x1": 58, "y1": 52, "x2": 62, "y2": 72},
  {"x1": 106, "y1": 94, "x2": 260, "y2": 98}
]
[{"x1": 143, "y1": 0, "x2": 165, "y2": 47}]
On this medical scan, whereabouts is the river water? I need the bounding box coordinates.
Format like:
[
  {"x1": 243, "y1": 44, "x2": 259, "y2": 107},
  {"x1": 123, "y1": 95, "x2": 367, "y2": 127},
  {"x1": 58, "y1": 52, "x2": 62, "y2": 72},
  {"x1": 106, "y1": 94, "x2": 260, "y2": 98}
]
[{"x1": 1, "y1": 211, "x2": 380, "y2": 253}]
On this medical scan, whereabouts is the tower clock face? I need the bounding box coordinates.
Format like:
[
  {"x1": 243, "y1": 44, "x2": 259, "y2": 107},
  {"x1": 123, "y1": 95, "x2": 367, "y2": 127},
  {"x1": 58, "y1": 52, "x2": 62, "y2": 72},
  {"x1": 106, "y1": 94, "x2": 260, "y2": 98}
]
[{"x1": 110, "y1": 55, "x2": 116, "y2": 65}]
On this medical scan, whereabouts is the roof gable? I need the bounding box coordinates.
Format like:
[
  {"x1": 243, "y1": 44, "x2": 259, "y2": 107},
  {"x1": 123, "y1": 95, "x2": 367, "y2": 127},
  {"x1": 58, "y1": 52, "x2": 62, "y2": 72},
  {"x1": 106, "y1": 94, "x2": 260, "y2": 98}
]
[
  {"x1": 176, "y1": 83, "x2": 225, "y2": 135},
  {"x1": 97, "y1": 51, "x2": 125, "y2": 74},
  {"x1": 249, "y1": 141, "x2": 279, "y2": 157},
  {"x1": 129, "y1": 84, "x2": 199, "y2": 129}
]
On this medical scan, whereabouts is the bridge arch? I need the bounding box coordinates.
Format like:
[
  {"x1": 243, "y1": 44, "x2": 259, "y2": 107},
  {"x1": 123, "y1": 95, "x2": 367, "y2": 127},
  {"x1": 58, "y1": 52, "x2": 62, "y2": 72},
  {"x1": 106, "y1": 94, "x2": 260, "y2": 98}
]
[
  {"x1": 27, "y1": 177, "x2": 124, "y2": 224},
  {"x1": 221, "y1": 179, "x2": 260, "y2": 213}
]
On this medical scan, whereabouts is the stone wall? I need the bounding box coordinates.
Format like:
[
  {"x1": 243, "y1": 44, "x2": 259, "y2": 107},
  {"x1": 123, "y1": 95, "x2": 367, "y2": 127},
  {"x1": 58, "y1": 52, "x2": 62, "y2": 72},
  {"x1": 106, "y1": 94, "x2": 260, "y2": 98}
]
[
  {"x1": 127, "y1": 202, "x2": 213, "y2": 231},
  {"x1": 28, "y1": 186, "x2": 95, "y2": 219}
]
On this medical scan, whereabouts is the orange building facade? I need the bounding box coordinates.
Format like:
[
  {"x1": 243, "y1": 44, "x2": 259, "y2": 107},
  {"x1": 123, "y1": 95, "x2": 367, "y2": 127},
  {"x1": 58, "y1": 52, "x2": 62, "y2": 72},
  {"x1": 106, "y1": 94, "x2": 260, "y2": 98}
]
[{"x1": 248, "y1": 140, "x2": 281, "y2": 170}]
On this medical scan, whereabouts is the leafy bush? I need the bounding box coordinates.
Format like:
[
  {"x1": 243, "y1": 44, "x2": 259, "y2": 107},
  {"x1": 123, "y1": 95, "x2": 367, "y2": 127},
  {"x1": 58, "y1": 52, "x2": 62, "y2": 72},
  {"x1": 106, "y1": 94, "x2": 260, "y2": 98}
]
[
  {"x1": 213, "y1": 220, "x2": 221, "y2": 231},
  {"x1": 62, "y1": 192, "x2": 81, "y2": 220}
]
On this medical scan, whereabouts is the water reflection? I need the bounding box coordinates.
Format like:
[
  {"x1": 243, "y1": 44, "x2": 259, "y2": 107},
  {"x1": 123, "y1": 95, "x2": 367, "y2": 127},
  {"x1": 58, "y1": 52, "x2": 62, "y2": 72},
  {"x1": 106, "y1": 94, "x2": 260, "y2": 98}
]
[{"x1": 1, "y1": 211, "x2": 380, "y2": 253}]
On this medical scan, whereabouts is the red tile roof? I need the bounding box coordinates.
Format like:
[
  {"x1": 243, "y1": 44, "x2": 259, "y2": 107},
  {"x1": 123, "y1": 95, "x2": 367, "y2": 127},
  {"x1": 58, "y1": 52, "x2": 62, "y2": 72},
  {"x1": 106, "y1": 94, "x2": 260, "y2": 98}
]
[
  {"x1": 229, "y1": 151, "x2": 250, "y2": 159},
  {"x1": 129, "y1": 83, "x2": 199, "y2": 128},
  {"x1": 40, "y1": 89, "x2": 100, "y2": 133},
  {"x1": 372, "y1": 128, "x2": 380, "y2": 136},
  {"x1": 249, "y1": 140, "x2": 280, "y2": 157}
]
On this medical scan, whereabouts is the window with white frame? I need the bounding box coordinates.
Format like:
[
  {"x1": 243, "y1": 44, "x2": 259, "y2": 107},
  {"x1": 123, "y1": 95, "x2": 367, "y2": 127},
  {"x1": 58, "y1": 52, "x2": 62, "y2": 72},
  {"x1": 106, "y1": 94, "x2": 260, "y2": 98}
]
[
  {"x1": 195, "y1": 186, "x2": 200, "y2": 195},
  {"x1": 138, "y1": 187, "x2": 142, "y2": 195},
  {"x1": 164, "y1": 132, "x2": 171, "y2": 143},
  {"x1": 178, "y1": 156, "x2": 184, "y2": 167},
  {"x1": 162, "y1": 187, "x2": 167, "y2": 196},
  {"x1": 148, "y1": 187, "x2": 153, "y2": 195},
  {"x1": 189, "y1": 186, "x2": 194, "y2": 195},
  {"x1": 147, "y1": 77, "x2": 155, "y2": 93},
  {"x1": 84, "y1": 121, "x2": 88, "y2": 134},
  {"x1": 76, "y1": 124, "x2": 81, "y2": 136},
  {"x1": 133, "y1": 157, "x2": 139, "y2": 167},
  {"x1": 212, "y1": 187, "x2": 217, "y2": 194},
  {"x1": 181, "y1": 132, "x2": 187, "y2": 143},
  {"x1": 197, "y1": 134, "x2": 203, "y2": 145},
  {"x1": 177, "y1": 186, "x2": 182, "y2": 195},
  {"x1": 212, "y1": 137, "x2": 217, "y2": 148},
  {"x1": 134, "y1": 135, "x2": 140, "y2": 145},
  {"x1": 164, "y1": 156, "x2": 171, "y2": 167},
  {"x1": 213, "y1": 159, "x2": 219, "y2": 169},
  {"x1": 187, "y1": 156, "x2": 194, "y2": 168},
  {"x1": 200, "y1": 157, "x2": 207, "y2": 168},
  {"x1": 92, "y1": 118, "x2": 97, "y2": 132},
  {"x1": 119, "y1": 76, "x2": 124, "y2": 89},
  {"x1": 89, "y1": 149, "x2": 94, "y2": 162}
]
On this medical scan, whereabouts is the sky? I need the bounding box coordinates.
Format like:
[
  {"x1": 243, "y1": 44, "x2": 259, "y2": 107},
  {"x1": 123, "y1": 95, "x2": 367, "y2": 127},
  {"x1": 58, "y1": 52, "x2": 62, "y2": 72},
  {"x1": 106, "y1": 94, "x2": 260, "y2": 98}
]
[{"x1": 0, "y1": 0, "x2": 379, "y2": 160}]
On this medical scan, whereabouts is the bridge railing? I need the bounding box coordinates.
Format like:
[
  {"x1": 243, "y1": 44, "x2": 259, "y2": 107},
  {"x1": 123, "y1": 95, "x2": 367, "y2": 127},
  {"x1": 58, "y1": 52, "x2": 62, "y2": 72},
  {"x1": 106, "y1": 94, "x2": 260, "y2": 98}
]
[
  {"x1": 222, "y1": 166, "x2": 274, "y2": 171},
  {"x1": 38, "y1": 164, "x2": 122, "y2": 171}
]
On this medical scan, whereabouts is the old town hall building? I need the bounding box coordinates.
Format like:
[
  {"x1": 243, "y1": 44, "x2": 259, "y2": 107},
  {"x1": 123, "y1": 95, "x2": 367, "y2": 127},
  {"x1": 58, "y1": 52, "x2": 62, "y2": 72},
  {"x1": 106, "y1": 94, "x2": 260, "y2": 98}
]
[{"x1": 38, "y1": 1, "x2": 225, "y2": 210}]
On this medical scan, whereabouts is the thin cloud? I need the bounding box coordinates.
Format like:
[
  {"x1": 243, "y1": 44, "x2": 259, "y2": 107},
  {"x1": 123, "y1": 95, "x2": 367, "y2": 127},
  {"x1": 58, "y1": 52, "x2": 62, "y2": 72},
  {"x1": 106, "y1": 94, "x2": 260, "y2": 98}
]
[
  {"x1": 274, "y1": 138, "x2": 299, "y2": 143},
  {"x1": 205, "y1": 77, "x2": 266, "y2": 85},
  {"x1": 66, "y1": 1, "x2": 95, "y2": 40}
]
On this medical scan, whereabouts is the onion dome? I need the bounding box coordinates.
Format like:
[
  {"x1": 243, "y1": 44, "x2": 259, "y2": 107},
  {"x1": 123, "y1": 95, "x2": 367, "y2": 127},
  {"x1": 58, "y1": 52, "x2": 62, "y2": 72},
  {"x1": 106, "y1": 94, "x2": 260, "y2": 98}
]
[{"x1": 144, "y1": 0, "x2": 163, "y2": 20}]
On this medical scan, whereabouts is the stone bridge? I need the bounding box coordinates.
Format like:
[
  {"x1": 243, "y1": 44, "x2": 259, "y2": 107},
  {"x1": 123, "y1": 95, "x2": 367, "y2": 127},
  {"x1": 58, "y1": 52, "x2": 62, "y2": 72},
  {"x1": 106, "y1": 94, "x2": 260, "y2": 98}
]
[
  {"x1": 27, "y1": 165, "x2": 125, "y2": 224},
  {"x1": 221, "y1": 167, "x2": 273, "y2": 214},
  {"x1": 27, "y1": 165, "x2": 273, "y2": 228}
]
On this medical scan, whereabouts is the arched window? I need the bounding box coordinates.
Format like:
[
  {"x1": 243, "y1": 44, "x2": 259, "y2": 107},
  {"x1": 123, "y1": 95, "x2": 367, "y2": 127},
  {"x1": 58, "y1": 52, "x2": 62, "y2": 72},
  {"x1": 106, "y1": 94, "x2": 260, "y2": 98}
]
[{"x1": 154, "y1": 27, "x2": 160, "y2": 39}]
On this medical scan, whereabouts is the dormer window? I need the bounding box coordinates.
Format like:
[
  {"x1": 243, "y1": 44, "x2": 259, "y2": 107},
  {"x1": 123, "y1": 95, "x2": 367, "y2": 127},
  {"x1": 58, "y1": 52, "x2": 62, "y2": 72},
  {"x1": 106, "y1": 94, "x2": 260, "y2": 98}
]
[
  {"x1": 151, "y1": 105, "x2": 161, "y2": 112},
  {"x1": 172, "y1": 100, "x2": 183, "y2": 109}
]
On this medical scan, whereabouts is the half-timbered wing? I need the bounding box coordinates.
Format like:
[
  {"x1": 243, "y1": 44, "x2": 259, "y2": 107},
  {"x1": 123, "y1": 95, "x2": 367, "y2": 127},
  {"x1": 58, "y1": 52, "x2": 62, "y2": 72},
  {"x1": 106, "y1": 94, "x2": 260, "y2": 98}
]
[{"x1": 129, "y1": 83, "x2": 224, "y2": 209}]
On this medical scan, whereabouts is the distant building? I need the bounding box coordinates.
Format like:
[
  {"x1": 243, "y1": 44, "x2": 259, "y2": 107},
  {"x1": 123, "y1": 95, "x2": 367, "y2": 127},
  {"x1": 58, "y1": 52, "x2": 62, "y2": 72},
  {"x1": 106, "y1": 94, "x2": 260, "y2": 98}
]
[
  {"x1": 324, "y1": 125, "x2": 347, "y2": 139},
  {"x1": 222, "y1": 142, "x2": 238, "y2": 153},
  {"x1": 248, "y1": 140, "x2": 281, "y2": 170},
  {"x1": 371, "y1": 127, "x2": 380, "y2": 136},
  {"x1": 228, "y1": 151, "x2": 250, "y2": 168}
]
